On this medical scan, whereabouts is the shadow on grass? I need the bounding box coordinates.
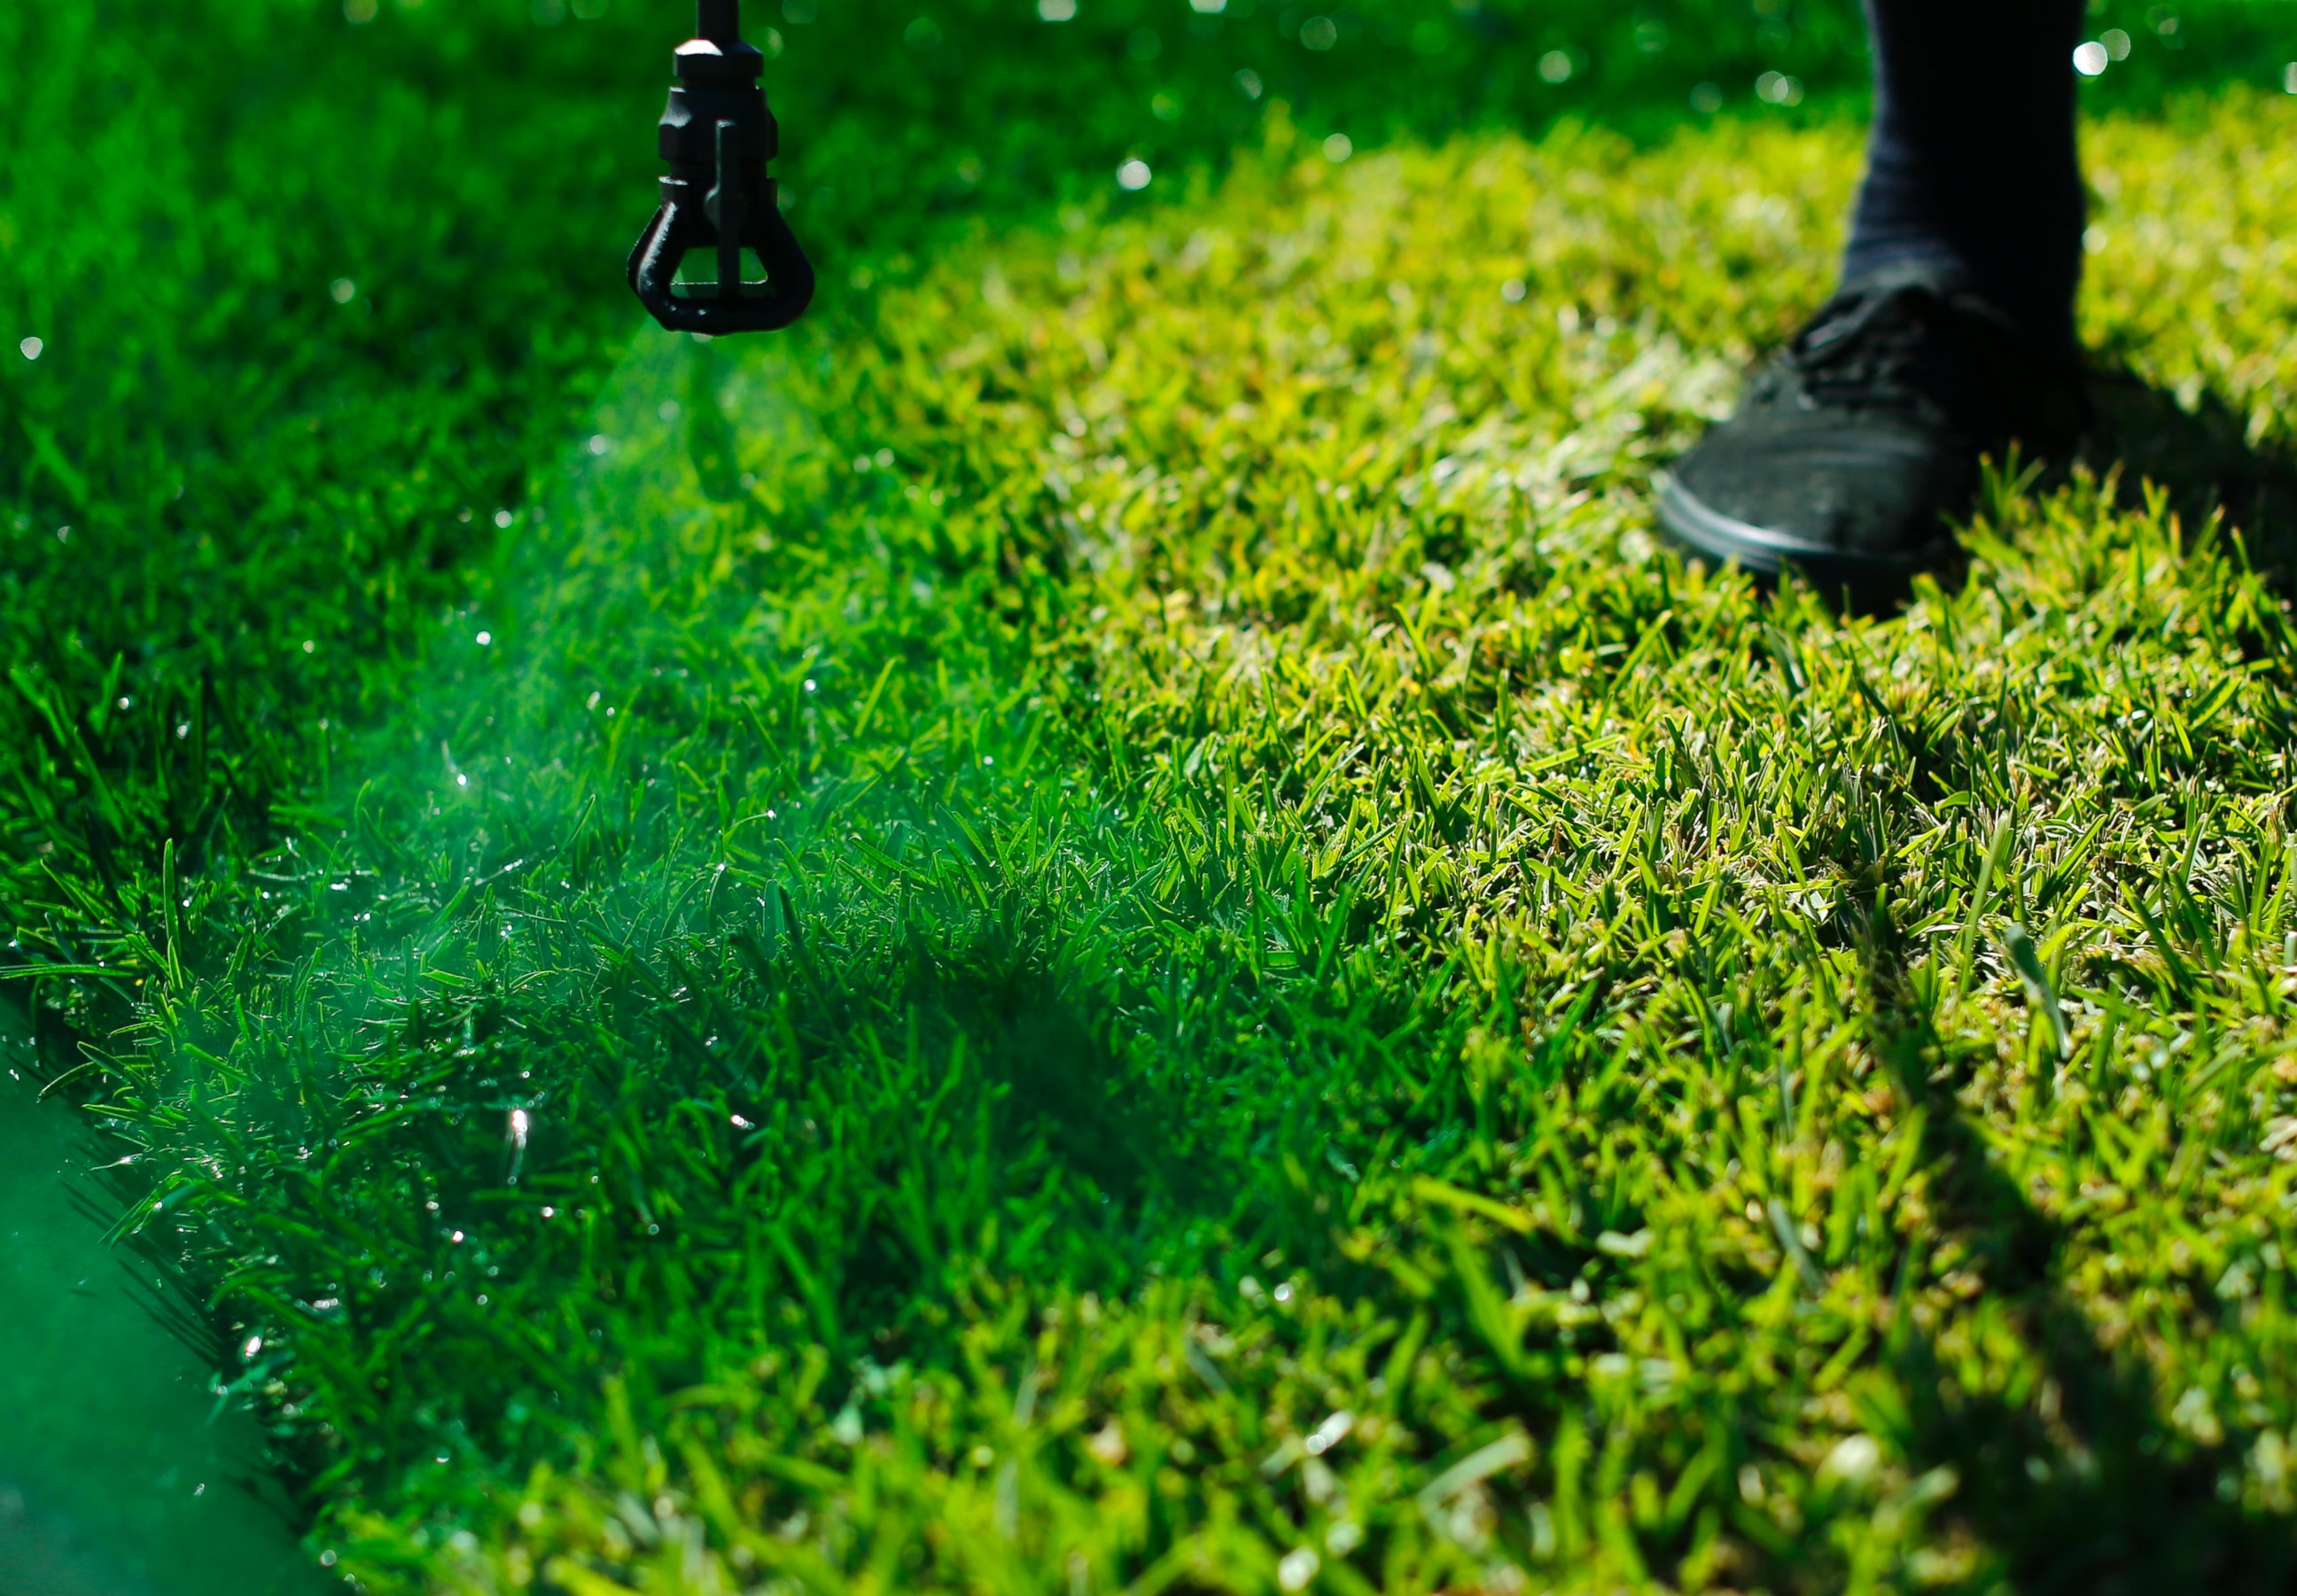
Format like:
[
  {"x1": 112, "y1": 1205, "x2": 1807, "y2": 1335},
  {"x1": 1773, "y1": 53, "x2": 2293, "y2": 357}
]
[
  {"x1": 2083, "y1": 365, "x2": 2297, "y2": 588},
  {"x1": 1855, "y1": 892, "x2": 2297, "y2": 1595}
]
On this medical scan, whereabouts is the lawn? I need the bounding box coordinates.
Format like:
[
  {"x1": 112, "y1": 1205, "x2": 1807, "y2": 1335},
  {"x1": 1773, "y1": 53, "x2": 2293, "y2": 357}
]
[{"x1": 7, "y1": 2, "x2": 2297, "y2": 1592}]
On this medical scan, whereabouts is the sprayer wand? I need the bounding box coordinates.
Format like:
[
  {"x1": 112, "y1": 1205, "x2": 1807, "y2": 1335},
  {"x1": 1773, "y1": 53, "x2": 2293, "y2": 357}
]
[{"x1": 627, "y1": 0, "x2": 814, "y2": 333}]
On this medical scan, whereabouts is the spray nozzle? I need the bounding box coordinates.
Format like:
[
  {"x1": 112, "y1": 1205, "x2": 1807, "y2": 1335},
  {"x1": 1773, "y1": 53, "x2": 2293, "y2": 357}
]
[{"x1": 627, "y1": 0, "x2": 814, "y2": 334}]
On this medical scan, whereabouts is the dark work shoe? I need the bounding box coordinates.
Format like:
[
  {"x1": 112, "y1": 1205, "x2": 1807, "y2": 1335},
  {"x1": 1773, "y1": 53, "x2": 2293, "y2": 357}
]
[{"x1": 1655, "y1": 266, "x2": 2088, "y2": 608}]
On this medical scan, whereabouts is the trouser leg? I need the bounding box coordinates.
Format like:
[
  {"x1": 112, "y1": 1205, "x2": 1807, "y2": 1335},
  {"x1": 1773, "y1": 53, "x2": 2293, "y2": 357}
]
[{"x1": 1842, "y1": 0, "x2": 2088, "y2": 349}]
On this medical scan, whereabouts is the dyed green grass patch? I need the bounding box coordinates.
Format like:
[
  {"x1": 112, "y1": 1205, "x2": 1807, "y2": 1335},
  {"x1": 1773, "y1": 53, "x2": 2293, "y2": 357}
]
[{"x1": 22, "y1": 85, "x2": 2297, "y2": 1593}]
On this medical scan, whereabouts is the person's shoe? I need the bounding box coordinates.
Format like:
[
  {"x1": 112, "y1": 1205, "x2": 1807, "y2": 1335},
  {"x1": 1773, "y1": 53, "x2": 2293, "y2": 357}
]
[{"x1": 1655, "y1": 266, "x2": 2087, "y2": 609}]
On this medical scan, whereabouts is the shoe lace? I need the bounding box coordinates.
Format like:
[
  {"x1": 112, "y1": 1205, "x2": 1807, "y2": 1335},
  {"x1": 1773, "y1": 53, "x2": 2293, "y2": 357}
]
[{"x1": 1780, "y1": 280, "x2": 1970, "y2": 415}]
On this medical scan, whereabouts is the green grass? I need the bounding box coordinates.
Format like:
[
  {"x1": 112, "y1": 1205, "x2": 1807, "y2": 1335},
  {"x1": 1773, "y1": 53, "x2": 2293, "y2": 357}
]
[{"x1": 9, "y1": 2, "x2": 2297, "y2": 1592}]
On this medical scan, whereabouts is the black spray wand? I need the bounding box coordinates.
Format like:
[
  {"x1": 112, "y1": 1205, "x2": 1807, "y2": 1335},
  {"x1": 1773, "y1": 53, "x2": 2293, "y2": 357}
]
[{"x1": 627, "y1": 0, "x2": 814, "y2": 333}]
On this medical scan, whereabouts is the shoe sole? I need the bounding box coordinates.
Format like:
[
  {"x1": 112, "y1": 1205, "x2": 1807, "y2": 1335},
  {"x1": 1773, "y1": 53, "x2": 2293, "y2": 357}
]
[{"x1": 1653, "y1": 470, "x2": 1956, "y2": 611}]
